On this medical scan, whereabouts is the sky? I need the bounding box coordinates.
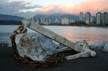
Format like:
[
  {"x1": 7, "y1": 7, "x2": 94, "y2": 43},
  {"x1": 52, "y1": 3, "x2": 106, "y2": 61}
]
[{"x1": 0, "y1": 0, "x2": 108, "y2": 18}]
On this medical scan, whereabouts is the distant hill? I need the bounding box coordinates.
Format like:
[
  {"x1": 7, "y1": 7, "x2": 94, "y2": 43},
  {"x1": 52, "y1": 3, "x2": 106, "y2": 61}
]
[
  {"x1": 0, "y1": 14, "x2": 23, "y2": 25},
  {"x1": 0, "y1": 14, "x2": 23, "y2": 21},
  {"x1": 33, "y1": 13, "x2": 79, "y2": 21}
]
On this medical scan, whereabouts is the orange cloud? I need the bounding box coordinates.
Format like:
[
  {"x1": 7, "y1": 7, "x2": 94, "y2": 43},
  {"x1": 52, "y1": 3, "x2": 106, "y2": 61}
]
[
  {"x1": 38, "y1": 5, "x2": 61, "y2": 14},
  {"x1": 74, "y1": 0, "x2": 108, "y2": 14},
  {"x1": 37, "y1": 0, "x2": 108, "y2": 14}
]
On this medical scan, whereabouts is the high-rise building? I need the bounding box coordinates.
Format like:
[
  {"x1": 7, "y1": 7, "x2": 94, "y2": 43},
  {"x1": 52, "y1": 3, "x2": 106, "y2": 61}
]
[
  {"x1": 61, "y1": 17, "x2": 69, "y2": 24},
  {"x1": 85, "y1": 12, "x2": 91, "y2": 24},
  {"x1": 40, "y1": 18, "x2": 44, "y2": 24},
  {"x1": 80, "y1": 12, "x2": 84, "y2": 21},
  {"x1": 44, "y1": 18, "x2": 49, "y2": 25},
  {"x1": 34, "y1": 18, "x2": 39, "y2": 24},
  {"x1": 48, "y1": 19, "x2": 51, "y2": 24},
  {"x1": 54, "y1": 18, "x2": 60, "y2": 24},
  {"x1": 102, "y1": 12, "x2": 108, "y2": 24},
  {"x1": 91, "y1": 16, "x2": 96, "y2": 24},
  {"x1": 69, "y1": 19, "x2": 75, "y2": 24},
  {"x1": 96, "y1": 12, "x2": 102, "y2": 24},
  {"x1": 107, "y1": 13, "x2": 108, "y2": 24}
]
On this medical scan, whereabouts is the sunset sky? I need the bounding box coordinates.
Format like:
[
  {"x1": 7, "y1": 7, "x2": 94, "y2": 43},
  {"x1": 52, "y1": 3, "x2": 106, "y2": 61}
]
[{"x1": 0, "y1": 0, "x2": 108, "y2": 18}]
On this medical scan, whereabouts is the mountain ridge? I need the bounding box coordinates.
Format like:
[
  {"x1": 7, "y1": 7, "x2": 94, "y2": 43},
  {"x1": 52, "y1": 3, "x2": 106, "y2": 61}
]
[
  {"x1": 33, "y1": 13, "x2": 79, "y2": 21},
  {"x1": 0, "y1": 14, "x2": 23, "y2": 25},
  {"x1": 0, "y1": 14, "x2": 23, "y2": 21}
]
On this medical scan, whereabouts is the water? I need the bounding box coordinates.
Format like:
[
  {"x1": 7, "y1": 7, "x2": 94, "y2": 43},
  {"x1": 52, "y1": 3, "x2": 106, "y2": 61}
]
[
  {"x1": 43, "y1": 26, "x2": 108, "y2": 44},
  {"x1": 0, "y1": 25, "x2": 108, "y2": 45}
]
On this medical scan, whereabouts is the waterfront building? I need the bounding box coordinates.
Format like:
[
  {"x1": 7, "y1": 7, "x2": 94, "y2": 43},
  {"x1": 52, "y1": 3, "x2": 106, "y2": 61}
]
[
  {"x1": 91, "y1": 16, "x2": 96, "y2": 24},
  {"x1": 102, "y1": 12, "x2": 108, "y2": 24},
  {"x1": 40, "y1": 18, "x2": 44, "y2": 24},
  {"x1": 69, "y1": 19, "x2": 75, "y2": 24},
  {"x1": 44, "y1": 18, "x2": 49, "y2": 25},
  {"x1": 61, "y1": 17, "x2": 69, "y2": 24},
  {"x1": 34, "y1": 18, "x2": 39, "y2": 24},
  {"x1": 96, "y1": 12, "x2": 102, "y2": 24},
  {"x1": 80, "y1": 12, "x2": 84, "y2": 22},
  {"x1": 85, "y1": 12, "x2": 91, "y2": 24},
  {"x1": 48, "y1": 19, "x2": 51, "y2": 24},
  {"x1": 107, "y1": 13, "x2": 108, "y2": 24},
  {"x1": 54, "y1": 18, "x2": 61, "y2": 24}
]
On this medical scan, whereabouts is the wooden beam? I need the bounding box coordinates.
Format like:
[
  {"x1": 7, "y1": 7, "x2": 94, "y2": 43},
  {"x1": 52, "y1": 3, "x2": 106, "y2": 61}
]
[{"x1": 23, "y1": 19, "x2": 75, "y2": 49}]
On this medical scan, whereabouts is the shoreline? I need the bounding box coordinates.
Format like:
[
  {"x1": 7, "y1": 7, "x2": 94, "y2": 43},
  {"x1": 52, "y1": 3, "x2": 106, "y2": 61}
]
[{"x1": 41, "y1": 24, "x2": 108, "y2": 27}]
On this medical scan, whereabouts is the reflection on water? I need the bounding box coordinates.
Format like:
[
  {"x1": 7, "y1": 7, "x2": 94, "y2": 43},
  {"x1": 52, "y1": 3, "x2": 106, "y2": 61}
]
[
  {"x1": 44, "y1": 26, "x2": 108, "y2": 44},
  {"x1": 0, "y1": 25, "x2": 108, "y2": 45}
]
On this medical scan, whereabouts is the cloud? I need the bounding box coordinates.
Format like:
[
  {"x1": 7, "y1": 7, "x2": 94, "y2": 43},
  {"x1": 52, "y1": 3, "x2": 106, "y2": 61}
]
[
  {"x1": 73, "y1": 0, "x2": 108, "y2": 14},
  {"x1": 37, "y1": 5, "x2": 62, "y2": 14},
  {"x1": 0, "y1": 0, "x2": 108, "y2": 18},
  {"x1": 38, "y1": 0, "x2": 108, "y2": 15},
  {"x1": 0, "y1": 0, "x2": 43, "y2": 18}
]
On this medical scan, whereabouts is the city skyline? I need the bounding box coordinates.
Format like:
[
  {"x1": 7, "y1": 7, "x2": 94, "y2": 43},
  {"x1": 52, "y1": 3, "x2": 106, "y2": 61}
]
[
  {"x1": 0, "y1": 0, "x2": 108, "y2": 18},
  {"x1": 32, "y1": 11, "x2": 108, "y2": 25}
]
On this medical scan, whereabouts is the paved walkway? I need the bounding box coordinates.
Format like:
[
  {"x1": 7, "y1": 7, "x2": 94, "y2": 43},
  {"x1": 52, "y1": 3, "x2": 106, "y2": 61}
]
[{"x1": 0, "y1": 47, "x2": 108, "y2": 71}]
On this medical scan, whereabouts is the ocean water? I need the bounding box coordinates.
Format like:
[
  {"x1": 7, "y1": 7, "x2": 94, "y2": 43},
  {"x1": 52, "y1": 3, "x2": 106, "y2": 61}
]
[{"x1": 0, "y1": 25, "x2": 108, "y2": 47}]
